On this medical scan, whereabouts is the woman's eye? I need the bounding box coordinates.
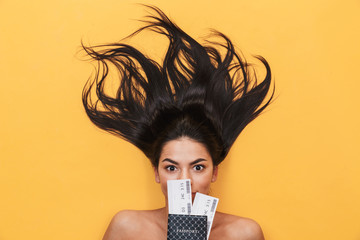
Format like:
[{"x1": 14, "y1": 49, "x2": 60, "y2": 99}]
[
  {"x1": 194, "y1": 165, "x2": 204, "y2": 171},
  {"x1": 166, "y1": 165, "x2": 176, "y2": 171}
]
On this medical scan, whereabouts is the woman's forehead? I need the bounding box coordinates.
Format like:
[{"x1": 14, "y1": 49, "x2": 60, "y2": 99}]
[{"x1": 159, "y1": 138, "x2": 211, "y2": 163}]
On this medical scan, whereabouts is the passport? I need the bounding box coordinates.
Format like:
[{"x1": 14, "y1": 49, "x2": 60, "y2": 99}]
[{"x1": 167, "y1": 214, "x2": 207, "y2": 240}]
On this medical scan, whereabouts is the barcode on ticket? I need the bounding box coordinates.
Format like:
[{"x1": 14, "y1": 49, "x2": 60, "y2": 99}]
[
  {"x1": 186, "y1": 180, "x2": 190, "y2": 194},
  {"x1": 210, "y1": 199, "x2": 217, "y2": 213},
  {"x1": 187, "y1": 203, "x2": 191, "y2": 215}
]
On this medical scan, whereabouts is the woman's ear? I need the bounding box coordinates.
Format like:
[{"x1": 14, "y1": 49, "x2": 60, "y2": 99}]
[
  {"x1": 211, "y1": 166, "x2": 218, "y2": 182},
  {"x1": 154, "y1": 167, "x2": 160, "y2": 183}
]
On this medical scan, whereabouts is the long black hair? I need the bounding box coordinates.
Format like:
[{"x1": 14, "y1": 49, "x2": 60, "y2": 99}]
[{"x1": 82, "y1": 6, "x2": 274, "y2": 167}]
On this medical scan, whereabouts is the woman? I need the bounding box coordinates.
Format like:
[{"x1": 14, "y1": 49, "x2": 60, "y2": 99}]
[{"x1": 82, "y1": 6, "x2": 273, "y2": 240}]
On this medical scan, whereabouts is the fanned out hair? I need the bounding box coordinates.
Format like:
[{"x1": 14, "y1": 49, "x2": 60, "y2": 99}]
[{"x1": 82, "y1": 6, "x2": 274, "y2": 167}]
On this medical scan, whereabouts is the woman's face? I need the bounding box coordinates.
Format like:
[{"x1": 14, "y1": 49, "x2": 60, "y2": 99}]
[{"x1": 154, "y1": 137, "x2": 218, "y2": 202}]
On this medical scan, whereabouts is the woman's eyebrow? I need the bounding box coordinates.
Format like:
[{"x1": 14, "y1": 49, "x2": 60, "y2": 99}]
[
  {"x1": 190, "y1": 158, "x2": 206, "y2": 165},
  {"x1": 162, "y1": 158, "x2": 178, "y2": 165}
]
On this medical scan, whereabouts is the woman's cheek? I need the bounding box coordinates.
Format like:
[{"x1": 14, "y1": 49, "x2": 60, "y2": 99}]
[{"x1": 193, "y1": 174, "x2": 212, "y2": 194}]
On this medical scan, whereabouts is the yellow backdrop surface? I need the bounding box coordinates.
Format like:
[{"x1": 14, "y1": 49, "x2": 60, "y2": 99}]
[{"x1": 1, "y1": 0, "x2": 359, "y2": 240}]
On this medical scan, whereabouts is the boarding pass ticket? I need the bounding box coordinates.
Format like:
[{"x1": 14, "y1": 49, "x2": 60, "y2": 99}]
[
  {"x1": 192, "y1": 192, "x2": 219, "y2": 240},
  {"x1": 167, "y1": 179, "x2": 192, "y2": 215}
]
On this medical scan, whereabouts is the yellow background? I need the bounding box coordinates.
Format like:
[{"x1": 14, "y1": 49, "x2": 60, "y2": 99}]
[{"x1": 1, "y1": 0, "x2": 359, "y2": 239}]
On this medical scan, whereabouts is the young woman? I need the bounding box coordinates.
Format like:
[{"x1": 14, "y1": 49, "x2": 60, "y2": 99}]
[{"x1": 82, "y1": 6, "x2": 273, "y2": 240}]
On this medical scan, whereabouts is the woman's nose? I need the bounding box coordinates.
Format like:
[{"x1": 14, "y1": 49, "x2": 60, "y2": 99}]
[{"x1": 179, "y1": 169, "x2": 190, "y2": 180}]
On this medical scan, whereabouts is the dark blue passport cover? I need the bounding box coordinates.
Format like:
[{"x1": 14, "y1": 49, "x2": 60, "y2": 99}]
[{"x1": 167, "y1": 214, "x2": 207, "y2": 240}]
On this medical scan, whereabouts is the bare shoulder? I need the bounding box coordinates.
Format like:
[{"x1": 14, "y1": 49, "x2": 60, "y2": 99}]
[
  {"x1": 102, "y1": 210, "x2": 141, "y2": 240},
  {"x1": 102, "y1": 209, "x2": 163, "y2": 240},
  {"x1": 211, "y1": 212, "x2": 265, "y2": 240}
]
